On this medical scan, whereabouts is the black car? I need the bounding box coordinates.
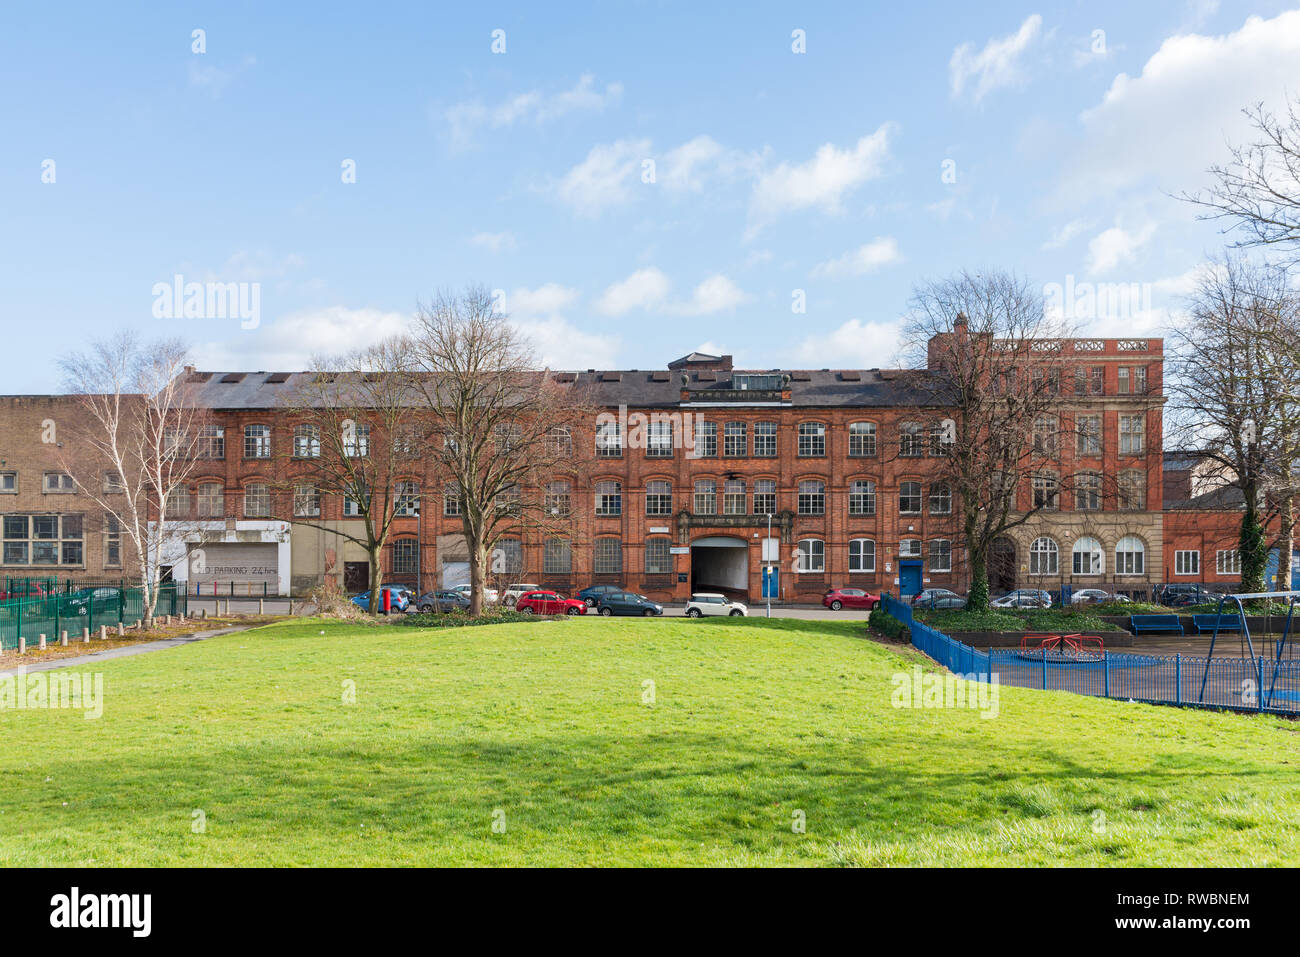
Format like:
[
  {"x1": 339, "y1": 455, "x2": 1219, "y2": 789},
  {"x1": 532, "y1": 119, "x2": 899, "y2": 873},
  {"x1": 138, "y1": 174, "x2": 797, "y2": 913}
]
[
  {"x1": 414, "y1": 590, "x2": 472, "y2": 613},
  {"x1": 595, "y1": 591, "x2": 664, "y2": 617},
  {"x1": 66, "y1": 586, "x2": 121, "y2": 616}
]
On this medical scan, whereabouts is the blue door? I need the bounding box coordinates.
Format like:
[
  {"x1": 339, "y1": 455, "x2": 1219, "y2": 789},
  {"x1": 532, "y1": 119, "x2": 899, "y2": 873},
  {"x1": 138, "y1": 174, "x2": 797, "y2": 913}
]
[
  {"x1": 899, "y1": 562, "x2": 923, "y2": 597},
  {"x1": 761, "y1": 565, "x2": 779, "y2": 599}
]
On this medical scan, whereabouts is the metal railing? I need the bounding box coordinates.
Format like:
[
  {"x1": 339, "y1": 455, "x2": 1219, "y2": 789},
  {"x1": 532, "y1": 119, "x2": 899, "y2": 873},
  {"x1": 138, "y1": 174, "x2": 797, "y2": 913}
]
[
  {"x1": 879, "y1": 592, "x2": 1300, "y2": 716},
  {"x1": 0, "y1": 584, "x2": 187, "y2": 652}
]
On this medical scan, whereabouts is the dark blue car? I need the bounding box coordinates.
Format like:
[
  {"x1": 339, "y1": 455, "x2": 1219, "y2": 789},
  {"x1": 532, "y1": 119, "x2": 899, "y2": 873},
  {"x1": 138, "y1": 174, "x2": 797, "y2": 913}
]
[
  {"x1": 577, "y1": 584, "x2": 624, "y2": 608},
  {"x1": 595, "y1": 591, "x2": 664, "y2": 617}
]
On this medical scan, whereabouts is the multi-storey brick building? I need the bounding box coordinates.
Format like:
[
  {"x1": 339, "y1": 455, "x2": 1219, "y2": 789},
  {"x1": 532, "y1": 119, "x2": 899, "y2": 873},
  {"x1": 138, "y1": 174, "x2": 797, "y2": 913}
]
[
  {"x1": 157, "y1": 334, "x2": 1174, "y2": 602},
  {"x1": 0, "y1": 396, "x2": 134, "y2": 581}
]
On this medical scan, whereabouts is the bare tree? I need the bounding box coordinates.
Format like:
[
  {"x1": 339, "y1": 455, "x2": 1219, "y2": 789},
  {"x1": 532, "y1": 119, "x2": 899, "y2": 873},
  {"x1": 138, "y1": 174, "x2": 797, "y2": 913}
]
[
  {"x1": 1166, "y1": 256, "x2": 1297, "y2": 593},
  {"x1": 58, "y1": 333, "x2": 207, "y2": 621},
  {"x1": 1183, "y1": 98, "x2": 1300, "y2": 265},
  {"x1": 279, "y1": 339, "x2": 426, "y2": 615},
  {"x1": 901, "y1": 270, "x2": 1078, "y2": 611},
  {"x1": 403, "y1": 286, "x2": 596, "y2": 616}
]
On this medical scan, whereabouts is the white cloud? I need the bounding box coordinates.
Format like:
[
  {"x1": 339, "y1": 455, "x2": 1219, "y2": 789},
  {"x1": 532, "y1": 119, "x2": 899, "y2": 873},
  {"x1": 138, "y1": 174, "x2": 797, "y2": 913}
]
[
  {"x1": 810, "y1": 237, "x2": 902, "y2": 278},
  {"x1": 1069, "y1": 10, "x2": 1300, "y2": 198},
  {"x1": 1043, "y1": 219, "x2": 1090, "y2": 250},
  {"x1": 749, "y1": 126, "x2": 892, "y2": 226},
  {"x1": 673, "y1": 275, "x2": 750, "y2": 315},
  {"x1": 950, "y1": 14, "x2": 1043, "y2": 103},
  {"x1": 192, "y1": 306, "x2": 412, "y2": 369},
  {"x1": 446, "y1": 74, "x2": 622, "y2": 148},
  {"x1": 1085, "y1": 222, "x2": 1157, "y2": 275},
  {"x1": 470, "y1": 231, "x2": 517, "y2": 253},
  {"x1": 507, "y1": 283, "x2": 578, "y2": 316},
  {"x1": 557, "y1": 138, "x2": 651, "y2": 217},
  {"x1": 595, "y1": 267, "x2": 671, "y2": 315},
  {"x1": 795, "y1": 318, "x2": 904, "y2": 368},
  {"x1": 660, "y1": 135, "x2": 726, "y2": 192}
]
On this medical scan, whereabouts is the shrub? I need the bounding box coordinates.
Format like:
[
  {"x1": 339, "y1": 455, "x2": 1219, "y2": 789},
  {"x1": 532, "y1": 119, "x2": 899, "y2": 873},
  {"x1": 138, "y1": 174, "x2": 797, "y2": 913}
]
[
  {"x1": 869, "y1": 607, "x2": 910, "y2": 642},
  {"x1": 396, "y1": 608, "x2": 561, "y2": 629}
]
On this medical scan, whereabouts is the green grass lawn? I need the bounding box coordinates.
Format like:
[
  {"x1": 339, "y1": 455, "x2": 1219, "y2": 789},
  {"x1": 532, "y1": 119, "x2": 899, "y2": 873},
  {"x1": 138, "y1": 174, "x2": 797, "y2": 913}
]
[{"x1": 1, "y1": 616, "x2": 1298, "y2": 866}]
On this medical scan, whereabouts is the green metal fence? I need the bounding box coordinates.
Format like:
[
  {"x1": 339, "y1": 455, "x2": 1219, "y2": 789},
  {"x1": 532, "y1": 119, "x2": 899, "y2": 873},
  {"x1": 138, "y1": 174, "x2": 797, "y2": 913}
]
[{"x1": 0, "y1": 583, "x2": 188, "y2": 652}]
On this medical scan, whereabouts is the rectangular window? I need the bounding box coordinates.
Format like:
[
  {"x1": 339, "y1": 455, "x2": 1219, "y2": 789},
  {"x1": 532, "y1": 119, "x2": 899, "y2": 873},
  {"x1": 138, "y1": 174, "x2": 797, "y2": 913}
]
[
  {"x1": 343, "y1": 424, "x2": 370, "y2": 458},
  {"x1": 43, "y1": 472, "x2": 75, "y2": 494},
  {"x1": 848, "y1": 423, "x2": 876, "y2": 457},
  {"x1": 199, "y1": 425, "x2": 225, "y2": 459},
  {"x1": 244, "y1": 484, "x2": 271, "y2": 517},
  {"x1": 724, "y1": 479, "x2": 746, "y2": 515},
  {"x1": 1032, "y1": 473, "x2": 1059, "y2": 510},
  {"x1": 543, "y1": 539, "x2": 572, "y2": 575},
  {"x1": 1119, "y1": 414, "x2": 1145, "y2": 455},
  {"x1": 899, "y1": 425, "x2": 924, "y2": 457},
  {"x1": 1118, "y1": 367, "x2": 1130, "y2": 394},
  {"x1": 293, "y1": 425, "x2": 321, "y2": 458},
  {"x1": 753, "y1": 422, "x2": 777, "y2": 457},
  {"x1": 167, "y1": 485, "x2": 190, "y2": 517},
  {"x1": 244, "y1": 425, "x2": 271, "y2": 459},
  {"x1": 1217, "y1": 550, "x2": 1241, "y2": 576},
  {"x1": 594, "y1": 482, "x2": 622, "y2": 517},
  {"x1": 103, "y1": 472, "x2": 125, "y2": 494},
  {"x1": 645, "y1": 420, "x2": 673, "y2": 458},
  {"x1": 928, "y1": 540, "x2": 952, "y2": 572},
  {"x1": 899, "y1": 539, "x2": 922, "y2": 559},
  {"x1": 693, "y1": 481, "x2": 716, "y2": 515},
  {"x1": 693, "y1": 422, "x2": 717, "y2": 458},
  {"x1": 645, "y1": 539, "x2": 672, "y2": 575},
  {"x1": 1, "y1": 513, "x2": 84, "y2": 566},
  {"x1": 1076, "y1": 415, "x2": 1101, "y2": 456},
  {"x1": 797, "y1": 423, "x2": 826, "y2": 457},
  {"x1": 595, "y1": 421, "x2": 623, "y2": 458},
  {"x1": 724, "y1": 422, "x2": 747, "y2": 457},
  {"x1": 0, "y1": 472, "x2": 14, "y2": 493},
  {"x1": 1090, "y1": 366, "x2": 1104, "y2": 394},
  {"x1": 1133, "y1": 366, "x2": 1147, "y2": 393},
  {"x1": 1075, "y1": 473, "x2": 1101, "y2": 511},
  {"x1": 898, "y1": 483, "x2": 922, "y2": 514},
  {"x1": 197, "y1": 484, "x2": 224, "y2": 518},
  {"x1": 395, "y1": 482, "x2": 420, "y2": 517},
  {"x1": 645, "y1": 481, "x2": 673, "y2": 516},
  {"x1": 753, "y1": 479, "x2": 776, "y2": 515},
  {"x1": 442, "y1": 485, "x2": 460, "y2": 517},
  {"x1": 593, "y1": 539, "x2": 622, "y2": 575},
  {"x1": 294, "y1": 485, "x2": 321, "y2": 517},
  {"x1": 848, "y1": 539, "x2": 876, "y2": 573},
  {"x1": 1175, "y1": 550, "x2": 1200, "y2": 576},
  {"x1": 393, "y1": 540, "x2": 418, "y2": 576},
  {"x1": 104, "y1": 513, "x2": 121, "y2": 567}
]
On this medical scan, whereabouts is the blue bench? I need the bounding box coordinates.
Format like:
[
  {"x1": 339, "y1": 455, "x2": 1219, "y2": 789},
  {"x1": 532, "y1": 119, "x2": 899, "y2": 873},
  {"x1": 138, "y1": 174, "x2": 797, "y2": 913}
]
[
  {"x1": 1192, "y1": 613, "x2": 1243, "y2": 634},
  {"x1": 1129, "y1": 613, "x2": 1185, "y2": 635}
]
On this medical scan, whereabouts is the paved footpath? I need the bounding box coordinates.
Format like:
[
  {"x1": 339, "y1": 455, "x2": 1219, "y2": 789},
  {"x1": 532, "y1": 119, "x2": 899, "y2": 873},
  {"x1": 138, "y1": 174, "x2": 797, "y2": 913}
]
[{"x1": 0, "y1": 625, "x2": 252, "y2": 676}]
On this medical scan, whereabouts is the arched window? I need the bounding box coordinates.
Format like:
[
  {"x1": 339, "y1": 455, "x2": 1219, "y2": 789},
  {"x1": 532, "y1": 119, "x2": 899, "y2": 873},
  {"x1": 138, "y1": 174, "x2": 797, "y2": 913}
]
[
  {"x1": 243, "y1": 483, "x2": 271, "y2": 518},
  {"x1": 899, "y1": 481, "x2": 922, "y2": 514},
  {"x1": 1029, "y1": 537, "x2": 1059, "y2": 575},
  {"x1": 1116, "y1": 536, "x2": 1145, "y2": 575},
  {"x1": 493, "y1": 538, "x2": 523, "y2": 576},
  {"x1": 849, "y1": 538, "x2": 876, "y2": 572},
  {"x1": 724, "y1": 478, "x2": 747, "y2": 514},
  {"x1": 595, "y1": 480, "x2": 622, "y2": 516},
  {"x1": 645, "y1": 480, "x2": 672, "y2": 516},
  {"x1": 928, "y1": 483, "x2": 952, "y2": 514},
  {"x1": 548, "y1": 426, "x2": 573, "y2": 457},
  {"x1": 1072, "y1": 536, "x2": 1103, "y2": 575},
  {"x1": 849, "y1": 480, "x2": 876, "y2": 516},
  {"x1": 293, "y1": 424, "x2": 320, "y2": 458},
  {"x1": 694, "y1": 480, "x2": 717, "y2": 515},
  {"x1": 543, "y1": 538, "x2": 572, "y2": 575},
  {"x1": 796, "y1": 538, "x2": 825, "y2": 573},
  {"x1": 848, "y1": 422, "x2": 877, "y2": 457},
  {"x1": 798, "y1": 480, "x2": 825, "y2": 515}
]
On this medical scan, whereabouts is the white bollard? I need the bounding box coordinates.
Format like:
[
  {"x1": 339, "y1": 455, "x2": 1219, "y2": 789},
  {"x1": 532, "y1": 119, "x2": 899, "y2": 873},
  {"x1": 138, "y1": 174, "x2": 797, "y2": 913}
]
[
  {"x1": 39, "y1": 634, "x2": 46, "y2": 650},
  {"x1": 82, "y1": 627, "x2": 90, "y2": 643},
  {"x1": 258, "y1": 598, "x2": 264, "y2": 615},
  {"x1": 98, "y1": 625, "x2": 107, "y2": 640},
  {"x1": 60, "y1": 631, "x2": 67, "y2": 647},
  {"x1": 116, "y1": 622, "x2": 124, "y2": 637},
  {"x1": 18, "y1": 637, "x2": 25, "y2": 655}
]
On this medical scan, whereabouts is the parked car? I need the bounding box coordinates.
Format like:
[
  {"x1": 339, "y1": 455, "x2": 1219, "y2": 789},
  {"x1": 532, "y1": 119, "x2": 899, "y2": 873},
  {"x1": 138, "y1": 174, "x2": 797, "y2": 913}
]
[
  {"x1": 351, "y1": 584, "x2": 413, "y2": 614},
  {"x1": 66, "y1": 586, "x2": 122, "y2": 616},
  {"x1": 452, "y1": 583, "x2": 499, "y2": 603},
  {"x1": 910, "y1": 588, "x2": 963, "y2": 608},
  {"x1": 1070, "y1": 588, "x2": 1129, "y2": 605},
  {"x1": 501, "y1": 583, "x2": 540, "y2": 607},
  {"x1": 595, "y1": 592, "x2": 664, "y2": 617},
  {"x1": 414, "y1": 590, "x2": 471, "y2": 613},
  {"x1": 0, "y1": 582, "x2": 48, "y2": 601},
  {"x1": 684, "y1": 593, "x2": 747, "y2": 617},
  {"x1": 515, "y1": 590, "x2": 587, "y2": 616},
  {"x1": 577, "y1": 584, "x2": 624, "y2": 608},
  {"x1": 1155, "y1": 583, "x2": 1210, "y2": 607},
  {"x1": 990, "y1": 589, "x2": 1052, "y2": 609},
  {"x1": 822, "y1": 587, "x2": 881, "y2": 611}
]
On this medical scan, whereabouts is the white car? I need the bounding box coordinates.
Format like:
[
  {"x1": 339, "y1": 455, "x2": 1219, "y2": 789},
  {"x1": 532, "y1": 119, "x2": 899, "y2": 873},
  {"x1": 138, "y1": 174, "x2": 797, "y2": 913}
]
[
  {"x1": 684, "y1": 593, "x2": 748, "y2": 617},
  {"x1": 501, "y1": 583, "x2": 540, "y2": 606},
  {"x1": 1070, "y1": 588, "x2": 1125, "y2": 605},
  {"x1": 452, "y1": 583, "x2": 499, "y2": 603}
]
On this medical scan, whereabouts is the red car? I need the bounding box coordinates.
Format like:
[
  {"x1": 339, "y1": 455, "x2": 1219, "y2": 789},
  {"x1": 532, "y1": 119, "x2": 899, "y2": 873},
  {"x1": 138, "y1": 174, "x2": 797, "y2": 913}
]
[
  {"x1": 515, "y1": 590, "x2": 587, "y2": 616},
  {"x1": 822, "y1": 587, "x2": 881, "y2": 611}
]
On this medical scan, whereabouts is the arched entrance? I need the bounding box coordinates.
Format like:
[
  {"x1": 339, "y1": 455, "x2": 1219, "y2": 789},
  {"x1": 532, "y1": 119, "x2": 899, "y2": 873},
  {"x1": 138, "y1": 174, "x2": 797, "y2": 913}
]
[
  {"x1": 990, "y1": 537, "x2": 1017, "y2": 595},
  {"x1": 690, "y1": 536, "x2": 749, "y2": 600}
]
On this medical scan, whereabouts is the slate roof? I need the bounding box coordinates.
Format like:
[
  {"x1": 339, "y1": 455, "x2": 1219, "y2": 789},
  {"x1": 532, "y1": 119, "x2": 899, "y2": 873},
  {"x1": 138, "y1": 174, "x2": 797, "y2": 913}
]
[{"x1": 175, "y1": 366, "x2": 954, "y2": 411}]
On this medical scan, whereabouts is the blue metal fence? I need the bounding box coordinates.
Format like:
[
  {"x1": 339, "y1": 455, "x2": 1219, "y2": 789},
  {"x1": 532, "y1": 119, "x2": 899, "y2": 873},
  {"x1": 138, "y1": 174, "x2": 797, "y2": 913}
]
[{"x1": 880, "y1": 593, "x2": 1300, "y2": 716}]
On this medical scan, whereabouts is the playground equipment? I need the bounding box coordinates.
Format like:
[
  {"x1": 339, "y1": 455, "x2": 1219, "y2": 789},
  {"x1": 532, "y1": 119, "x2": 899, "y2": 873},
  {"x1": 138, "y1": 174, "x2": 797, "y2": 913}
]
[
  {"x1": 1198, "y1": 590, "x2": 1300, "y2": 708},
  {"x1": 1015, "y1": 633, "x2": 1105, "y2": 663}
]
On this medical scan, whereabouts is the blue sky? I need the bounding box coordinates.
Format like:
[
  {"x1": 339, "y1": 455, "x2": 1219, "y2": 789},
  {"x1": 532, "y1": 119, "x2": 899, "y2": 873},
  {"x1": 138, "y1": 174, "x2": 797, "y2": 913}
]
[{"x1": 3, "y1": 0, "x2": 1300, "y2": 389}]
